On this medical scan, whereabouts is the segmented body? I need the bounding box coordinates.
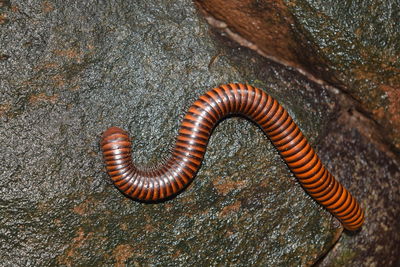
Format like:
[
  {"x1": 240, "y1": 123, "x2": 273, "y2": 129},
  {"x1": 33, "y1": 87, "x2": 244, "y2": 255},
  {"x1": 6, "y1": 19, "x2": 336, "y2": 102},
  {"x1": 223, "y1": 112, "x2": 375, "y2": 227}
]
[{"x1": 101, "y1": 83, "x2": 364, "y2": 231}]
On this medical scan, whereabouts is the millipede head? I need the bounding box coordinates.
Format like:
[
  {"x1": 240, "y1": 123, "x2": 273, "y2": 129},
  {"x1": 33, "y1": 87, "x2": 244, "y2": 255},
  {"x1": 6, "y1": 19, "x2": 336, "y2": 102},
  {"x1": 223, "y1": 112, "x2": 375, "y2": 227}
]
[
  {"x1": 101, "y1": 127, "x2": 128, "y2": 140},
  {"x1": 100, "y1": 127, "x2": 132, "y2": 158}
]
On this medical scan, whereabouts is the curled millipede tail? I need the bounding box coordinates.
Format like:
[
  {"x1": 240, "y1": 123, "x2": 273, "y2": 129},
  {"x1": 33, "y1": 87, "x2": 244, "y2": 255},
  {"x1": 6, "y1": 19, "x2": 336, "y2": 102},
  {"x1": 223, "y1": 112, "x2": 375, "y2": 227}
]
[{"x1": 101, "y1": 83, "x2": 365, "y2": 231}]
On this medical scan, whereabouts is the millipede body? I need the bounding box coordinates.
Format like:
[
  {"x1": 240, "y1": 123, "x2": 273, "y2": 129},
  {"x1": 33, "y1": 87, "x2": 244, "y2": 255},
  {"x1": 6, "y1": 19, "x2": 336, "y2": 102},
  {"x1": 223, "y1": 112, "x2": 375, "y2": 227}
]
[{"x1": 101, "y1": 83, "x2": 365, "y2": 231}]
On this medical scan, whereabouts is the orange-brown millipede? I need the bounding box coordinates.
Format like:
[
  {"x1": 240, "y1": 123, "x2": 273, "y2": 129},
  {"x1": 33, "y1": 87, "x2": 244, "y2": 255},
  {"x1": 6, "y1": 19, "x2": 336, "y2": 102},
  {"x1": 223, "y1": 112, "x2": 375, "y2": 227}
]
[{"x1": 101, "y1": 83, "x2": 365, "y2": 231}]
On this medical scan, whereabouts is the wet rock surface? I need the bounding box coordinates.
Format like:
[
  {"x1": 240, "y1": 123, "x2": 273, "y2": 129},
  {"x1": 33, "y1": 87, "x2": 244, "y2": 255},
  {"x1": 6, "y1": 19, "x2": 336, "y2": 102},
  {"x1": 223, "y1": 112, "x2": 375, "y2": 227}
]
[
  {"x1": 194, "y1": 0, "x2": 339, "y2": 87},
  {"x1": 196, "y1": 0, "x2": 400, "y2": 153},
  {"x1": 285, "y1": 0, "x2": 400, "y2": 152},
  {"x1": 0, "y1": 0, "x2": 340, "y2": 266},
  {"x1": 196, "y1": 0, "x2": 400, "y2": 265},
  {"x1": 316, "y1": 108, "x2": 400, "y2": 266},
  {"x1": 1, "y1": 0, "x2": 397, "y2": 266}
]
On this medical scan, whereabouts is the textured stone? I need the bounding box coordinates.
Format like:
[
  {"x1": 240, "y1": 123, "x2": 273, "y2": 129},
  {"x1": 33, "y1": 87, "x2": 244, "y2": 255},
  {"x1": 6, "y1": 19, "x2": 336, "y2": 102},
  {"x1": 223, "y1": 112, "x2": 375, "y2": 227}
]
[
  {"x1": 316, "y1": 108, "x2": 400, "y2": 266},
  {"x1": 284, "y1": 0, "x2": 400, "y2": 151},
  {"x1": 195, "y1": 0, "x2": 340, "y2": 88},
  {"x1": 196, "y1": 0, "x2": 400, "y2": 153},
  {"x1": 0, "y1": 0, "x2": 375, "y2": 266},
  {"x1": 195, "y1": 1, "x2": 400, "y2": 264}
]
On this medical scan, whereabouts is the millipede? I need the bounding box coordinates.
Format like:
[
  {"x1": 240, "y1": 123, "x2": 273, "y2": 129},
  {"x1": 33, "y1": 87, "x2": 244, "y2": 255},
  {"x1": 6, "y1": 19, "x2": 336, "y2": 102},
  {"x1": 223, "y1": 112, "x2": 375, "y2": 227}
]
[{"x1": 100, "y1": 83, "x2": 365, "y2": 231}]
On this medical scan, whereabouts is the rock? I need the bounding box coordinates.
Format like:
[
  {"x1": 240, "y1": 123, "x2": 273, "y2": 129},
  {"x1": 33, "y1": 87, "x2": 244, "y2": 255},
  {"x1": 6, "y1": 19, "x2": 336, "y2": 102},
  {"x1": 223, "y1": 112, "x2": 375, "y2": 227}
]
[
  {"x1": 317, "y1": 107, "x2": 400, "y2": 266},
  {"x1": 0, "y1": 0, "x2": 371, "y2": 266},
  {"x1": 195, "y1": 0, "x2": 400, "y2": 265},
  {"x1": 196, "y1": 0, "x2": 400, "y2": 151},
  {"x1": 286, "y1": 0, "x2": 400, "y2": 151}
]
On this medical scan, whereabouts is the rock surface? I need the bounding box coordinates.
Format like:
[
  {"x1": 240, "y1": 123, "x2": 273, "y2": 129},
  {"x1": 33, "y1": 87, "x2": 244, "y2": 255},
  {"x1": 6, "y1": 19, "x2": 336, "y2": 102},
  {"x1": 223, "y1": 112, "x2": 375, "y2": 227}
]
[
  {"x1": 317, "y1": 107, "x2": 400, "y2": 266},
  {"x1": 1, "y1": 0, "x2": 396, "y2": 266},
  {"x1": 196, "y1": 0, "x2": 400, "y2": 152},
  {"x1": 196, "y1": 0, "x2": 400, "y2": 265},
  {"x1": 286, "y1": 0, "x2": 400, "y2": 152},
  {"x1": 0, "y1": 0, "x2": 339, "y2": 266}
]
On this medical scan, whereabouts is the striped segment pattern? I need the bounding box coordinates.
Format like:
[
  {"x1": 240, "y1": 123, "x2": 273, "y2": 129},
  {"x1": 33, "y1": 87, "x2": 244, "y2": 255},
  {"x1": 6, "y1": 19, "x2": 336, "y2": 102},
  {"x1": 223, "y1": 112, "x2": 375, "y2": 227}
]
[{"x1": 101, "y1": 83, "x2": 364, "y2": 231}]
